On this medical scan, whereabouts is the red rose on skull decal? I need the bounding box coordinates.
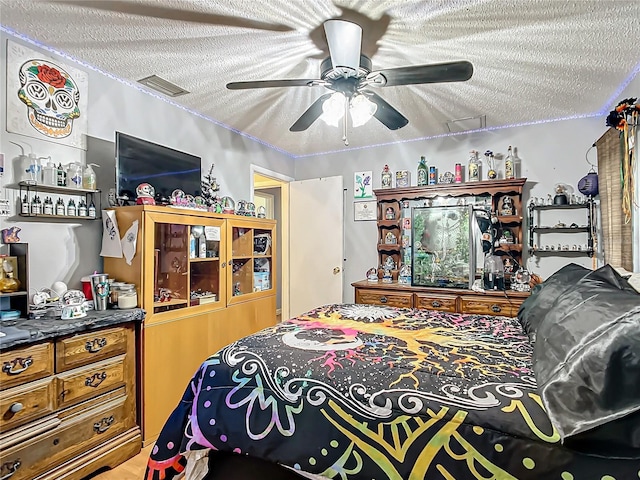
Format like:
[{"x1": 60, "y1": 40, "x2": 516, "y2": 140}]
[{"x1": 36, "y1": 64, "x2": 66, "y2": 88}]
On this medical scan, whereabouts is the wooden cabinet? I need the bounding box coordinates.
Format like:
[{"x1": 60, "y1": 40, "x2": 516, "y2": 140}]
[
  {"x1": 104, "y1": 206, "x2": 277, "y2": 443},
  {"x1": 0, "y1": 323, "x2": 139, "y2": 480},
  {"x1": 353, "y1": 281, "x2": 529, "y2": 316},
  {"x1": 374, "y1": 178, "x2": 527, "y2": 283}
]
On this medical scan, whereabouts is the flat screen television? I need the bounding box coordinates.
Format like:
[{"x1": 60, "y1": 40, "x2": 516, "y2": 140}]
[{"x1": 115, "y1": 132, "x2": 202, "y2": 200}]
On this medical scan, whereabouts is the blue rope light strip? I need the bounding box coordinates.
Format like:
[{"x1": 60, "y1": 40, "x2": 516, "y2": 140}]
[{"x1": 1, "y1": 24, "x2": 637, "y2": 160}]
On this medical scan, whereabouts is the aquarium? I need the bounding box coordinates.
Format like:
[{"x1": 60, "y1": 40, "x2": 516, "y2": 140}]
[{"x1": 411, "y1": 205, "x2": 475, "y2": 288}]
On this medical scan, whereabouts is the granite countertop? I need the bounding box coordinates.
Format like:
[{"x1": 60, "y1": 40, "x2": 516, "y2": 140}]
[{"x1": 0, "y1": 308, "x2": 146, "y2": 350}]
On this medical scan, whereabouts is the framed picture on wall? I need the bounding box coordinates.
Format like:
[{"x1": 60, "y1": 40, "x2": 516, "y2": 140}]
[
  {"x1": 354, "y1": 171, "x2": 373, "y2": 199},
  {"x1": 354, "y1": 201, "x2": 377, "y2": 221}
]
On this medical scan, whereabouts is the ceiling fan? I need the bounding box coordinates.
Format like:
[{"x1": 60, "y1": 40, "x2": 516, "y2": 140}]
[{"x1": 227, "y1": 19, "x2": 474, "y2": 145}]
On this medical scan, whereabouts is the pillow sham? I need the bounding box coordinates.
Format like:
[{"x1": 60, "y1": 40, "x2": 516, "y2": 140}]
[
  {"x1": 516, "y1": 263, "x2": 590, "y2": 343},
  {"x1": 533, "y1": 265, "x2": 640, "y2": 449}
]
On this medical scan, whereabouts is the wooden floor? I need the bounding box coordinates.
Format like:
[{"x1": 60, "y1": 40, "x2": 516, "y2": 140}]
[{"x1": 85, "y1": 444, "x2": 153, "y2": 480}]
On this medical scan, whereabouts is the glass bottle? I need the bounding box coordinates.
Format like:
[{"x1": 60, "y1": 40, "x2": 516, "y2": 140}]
[
  {"x1": 468, "y1": 150, "x2": 480, "y2": 182},
  {"x1": 198, "y1": 230, "x2": 207, "y2": 258},
  {"x1": 21, "y1": 195, "x2": 29, "y2": 215},
  {"x1": 88, "y1": 201, "x2": 97, "y2": 219},
  {"x1": 57, "y1": 163, "x2": 66, "y2": 187},
  {"x1": 43, "y1": 197, "x2": 53, "y2": 215},
  {"x1": 381, "y1": 164, "x2": 393, "y2": 189},
  {"x1": 189, "y1": 230, "x2": 197, "y2": 258},
  {"x1": 504, "y1": 145, "x2": 515, "y2": 179},
  {"x1": 56, "y1": 198, "x2": 66, "y2": 216},
  {"x1": 78, "y1": 199, "x2": 87, "y2": 216},
  {"x1": 417, "y1": 156, "x2": 428, "y2": 186},
  {"x1": 67, "y1": 198, "x2": 76, "y2": 216}
]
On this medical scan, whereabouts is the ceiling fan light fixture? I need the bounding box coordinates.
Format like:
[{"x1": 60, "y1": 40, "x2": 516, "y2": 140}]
[
  {"x1": 350, "y1": 94, "x2": 377, "y2": 127},
  {"x1": 320, "y1": 92, "x2": 345, "y2": 127}
]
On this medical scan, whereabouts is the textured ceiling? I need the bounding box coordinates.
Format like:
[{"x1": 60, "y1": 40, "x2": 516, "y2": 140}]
[{"x1": 1, "y1": 0, "x2": 639, "y2": 157}]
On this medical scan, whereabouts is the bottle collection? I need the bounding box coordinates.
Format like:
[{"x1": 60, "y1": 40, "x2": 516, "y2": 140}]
[
  {"x1": 380, "y1": 146, "x2": 522, "y2": 189},
  {"x1": 21, "y1": 194, "x2": 96, "y2": 218}
]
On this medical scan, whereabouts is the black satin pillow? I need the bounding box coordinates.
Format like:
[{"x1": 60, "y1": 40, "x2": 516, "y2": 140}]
[
  {"x1": 533, "y1": 265, "x2": 640, "y2": 451},
  {"x1": 516, "y1": 263, "x2": 590, "y2": 343}
]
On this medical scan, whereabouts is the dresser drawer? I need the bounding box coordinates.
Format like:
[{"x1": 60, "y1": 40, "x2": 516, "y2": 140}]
[
  {"x1": 414, "y1": 293, "x2": 458, "y2": 312},
  {"x1": 0, "y1": 377, "x2": 56, "y2": 433},
  {"x1": 0, "y1": 395, "x2": 130, "y2": 480},
  {"x1": 57, "y1": 355, "x2": 126, "y2": 409},
  {"x1": 459, "y1": 297, "x2": 518, "y2": 317},
  {"x1": 356, "y1": 289, "x2": 413, "y2": 309},
  {"x1": 55, "y1": 326, "x2": 129, "y2": 372},
  {"x1": 0, "y1": 342, "x2": 54, "y2": 391}
]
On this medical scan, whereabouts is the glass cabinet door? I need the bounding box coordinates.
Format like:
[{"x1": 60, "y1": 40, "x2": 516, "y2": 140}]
[
  {"x1": 149, "y1": 212, "x2": 226, "y2": 315},
  {"x1": 228, "y1": 220, "x2": 275, "y2": 302},
  {"x1": 153, "y1": 222, "x2": 189, "y2": 313}
]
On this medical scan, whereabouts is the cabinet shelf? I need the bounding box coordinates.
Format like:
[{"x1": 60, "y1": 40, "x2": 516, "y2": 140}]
[
  {"x1": 529, "y1": 248, "x2": 594, "y2": 257},
  {"x1": 496, "y1": 215, "x2": 522, "y2": 224},
  {"x1": 529, "y1": 203, "x2": 589, "y2": 211},
  {"x1": 377, "y1": 220, "x2": 400, "y2": 228},
  {"x1": 494, "y1": 243, "x2": 523, "y2": 252},
  {"x1": 0, "y1": 290, "x2": 28, "y2": 298},
  {"x1": 18, "y1": 213, "x2": 99, "y2": 220},
  {"x1": 378, "y1": 244, "x2": 401, "y2": 252},
  {"x1": 189, "y1": 257, "x2": 220, "y2": 262},
  {"x1": 6, "y1": 181, "x2": 100, "y2": 195},
  {"x1": 532, "y1": 226, "x2": 589, "y2": 233}
]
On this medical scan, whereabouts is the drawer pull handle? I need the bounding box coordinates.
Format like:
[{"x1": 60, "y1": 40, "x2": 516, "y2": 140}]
[
  {"x1": 0, "y1": 460, "x2": 21, "y2": 480},
  {"x1": 379, "y1": 296, "x2": 388, "y2": 304},
  {"x1": 491, "y1": 304, "x2": 502, "y2": 313},
  {"x1": 2, "y1": 356, "x2": 33, "y2": 375},
  {"x1": 85, "y1": 371, "x2": 107, "y2": 388},
  {"x1": 9, "y1": 403, "x2": 23, "y2": 414},
  {"x1": 431, "y1": 300, "x2": 442, "y2": 308},
  {"x1": 93, "y1": 415, "x2": 114, "y2": 434},
  {"x1": 85, "y1": 338, "x2": 107, "y2": 353}
]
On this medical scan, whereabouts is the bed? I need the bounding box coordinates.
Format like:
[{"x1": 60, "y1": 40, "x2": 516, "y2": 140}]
[{"x1": 146, "y1": 267, "x2": 640, "y2": 479}]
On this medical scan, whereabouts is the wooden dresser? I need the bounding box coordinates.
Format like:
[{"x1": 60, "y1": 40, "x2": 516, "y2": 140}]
[
  {"x1": 353, "y1": 281, "x2": 529, "y2": 317},
  {"x1": 0, "y1": 311, "x2": 144, "y2": 480}
]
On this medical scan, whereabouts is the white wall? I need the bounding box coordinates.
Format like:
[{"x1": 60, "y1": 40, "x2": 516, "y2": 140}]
[
  {"x1": 293, "y1": 117, "x2": 610, "y2": 303},
  {"x1": 0, "y1": 31, "x2": 295, "y2": 292}
]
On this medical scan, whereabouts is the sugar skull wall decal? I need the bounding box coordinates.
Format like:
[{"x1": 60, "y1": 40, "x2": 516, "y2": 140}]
[
  {"x1": 17, "y1": 59, "x2": 80, "y2": 138},
  {"x1": 6, "y1": 40, "x2": 88, "y2": 149}
]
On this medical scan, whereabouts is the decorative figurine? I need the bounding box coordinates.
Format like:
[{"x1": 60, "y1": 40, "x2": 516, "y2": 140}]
[
  {"x1": 553, "y1": 183, "x2": 569, "y2": 205},
  {"x1": 428, "y1": 166, "x2": 437, "y2": 185},
  {"x1": 417, "y1": 156, "x2": 428, "y2": 186},
  {"x1": 221, "y1": 196, "x2": 235, "y2": 214},
  {"x1": 381, "y1": 164, "x2": 393, "y2": 189},
  {"x1": 500, "y1": 196, "x2": 515, "y2": 216},
  {"x1": 385, "y1": 207, "x2": 395, "y2": 220},
  {"x1": 484, "y1": 150, "x2": 497, "y2": 180},
  {"x1": 398, "y1": 264, "x2": 411, "y2": 284},
  {"x1": 384, "y1": 256, "x2": 396, "y2": 271},
  {"x1": 1, "y1": 226, "x2": 21, "y2": 243},
  {"x1": 382, "y1": 268, "x2": 393, "y2": 283},
  {"x1": 384, "y1": 231, "x2": 397, "y2": 244},
  {"x1": 454, "y1": 163, "x2": 463, "y2": 183},
  {"x1": 201, "y1": 163, "x2": 220, "y2": 207},
  {"x1": 366, "y1": 267, "x2": 379, "y2": 282},
  {"x1": 135, "y1": 182, "x2": 156, "y2": 205}
]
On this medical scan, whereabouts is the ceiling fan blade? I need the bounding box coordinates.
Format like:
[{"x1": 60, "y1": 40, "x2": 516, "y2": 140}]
[
  {"x1": 50, "y1": 0, "x2": 293, "y2": 31},
  {"x1": 324, "y1": 19, "x2": 362, "y2": 71},
  {"x1": 227, "y1": 79, "x2": 320, "y2": 90},
  {"x1": 290, "y1": 94, "x2": 333, "y2": 132},
  {"x1": 367, "y1": 92, "x2": 409, "y2": 130},
  {"x1": 371, "y1": 61, "x2": 473, "y2": 87}
]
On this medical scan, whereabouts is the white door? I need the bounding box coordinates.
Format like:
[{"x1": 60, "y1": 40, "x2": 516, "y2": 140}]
[{"x1": 289, "y1": 176, "x2": 344, "y2": 317}]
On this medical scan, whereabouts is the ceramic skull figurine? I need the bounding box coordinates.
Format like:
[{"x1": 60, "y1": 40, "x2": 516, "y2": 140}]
[{"x1": 18, "y1": 60, "x2": 80, "y2": 138}]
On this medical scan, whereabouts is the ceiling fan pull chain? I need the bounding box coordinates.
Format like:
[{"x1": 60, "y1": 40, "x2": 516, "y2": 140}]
[{"x1": 343, "y1": 95, "x2": 349, "y2": 146}]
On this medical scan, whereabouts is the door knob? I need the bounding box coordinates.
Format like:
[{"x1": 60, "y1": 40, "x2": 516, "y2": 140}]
[{"x1": 333, "y1": 267, "x2": 341, "y2": 274}]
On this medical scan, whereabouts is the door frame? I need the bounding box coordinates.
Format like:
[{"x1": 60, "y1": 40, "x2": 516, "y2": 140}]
[{"x1": 250, "y1": 165, "x2": 294, "y2": 320}]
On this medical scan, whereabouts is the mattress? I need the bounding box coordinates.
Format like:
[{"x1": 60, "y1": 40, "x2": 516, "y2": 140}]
[{"x1": 146, "y1": 304, "x2": 638, "y2": 479}]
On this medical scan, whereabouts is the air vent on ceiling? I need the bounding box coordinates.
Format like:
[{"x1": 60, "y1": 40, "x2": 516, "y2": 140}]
[
  {"x1": 138, "y1": 75, "x2": 189, "y2": 97},
  {"x1": 445, "y1": 114, "x2": 486, "y2": 133}
]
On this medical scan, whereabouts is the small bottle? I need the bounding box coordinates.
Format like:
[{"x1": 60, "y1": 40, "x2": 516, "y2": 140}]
[
  {"x1": 57, "y1": 163, "x2": 66, "y2": 187},
  {"x1": 21, "y1": 194, "x2": 29, "y2": 215},
  {"x1": 88, "y1": 201, "x2": 97, "y2": 219},
  {"x1": 43, "y1": 197, "x2": 53, "y2": 215},
  {"x1": 468, "y1": 150, "x2": 480, "y2": 182},
  {"x1": 198, "y1": 231, "x2": 207, "y2": 258},
  {"x1": 417, "y1": 156, "x2": 428, "y2": 186},
  {"x1": 56, "y1": 198, "x2": 65, "y2": 216},
  {"x1": 428, "y1": 166, "x2": 437, "y2": 185},
  {"x1": 67, "y1": 198, "x2": 76, "y2": 216},
  {"x1": 78, "y1": 199, "x2": 87, "y2": 216},
  {"x1": 31, "y1": 196, "x2": 41, "y2": 215},
  {"x1": 381, "y1": 164, "x2": 392, "y2": 189},
  {"x1": 504, "y1": 146, "x2": 515, "y2": 179},
  {"x1": 189, "y1": 231, "x2": 197, "y2": 258}
]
